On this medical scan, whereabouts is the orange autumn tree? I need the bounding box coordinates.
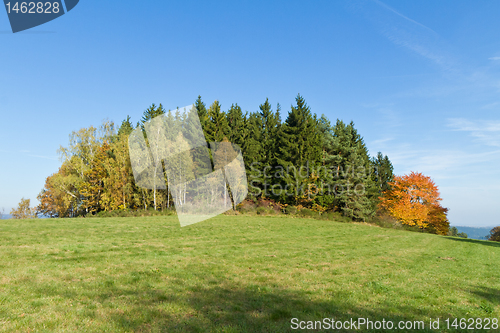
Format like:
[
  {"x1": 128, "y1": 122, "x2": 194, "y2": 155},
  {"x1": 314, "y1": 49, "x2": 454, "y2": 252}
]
[{"x1": 379, "y1": 171, "x2": 449, "y2": 234}]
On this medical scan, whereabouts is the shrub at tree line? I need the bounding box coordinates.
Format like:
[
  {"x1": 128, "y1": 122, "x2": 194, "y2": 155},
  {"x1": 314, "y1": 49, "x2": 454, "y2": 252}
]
[
  {"x1": 447, "y1": 227, "x2": 468, "y2": 239},
  {"x1": 489, "y1": 227, "x2": 500, "y2": 242},
  {"x1": 30, "y1": 94, "x2": 453, "y2": 235}
]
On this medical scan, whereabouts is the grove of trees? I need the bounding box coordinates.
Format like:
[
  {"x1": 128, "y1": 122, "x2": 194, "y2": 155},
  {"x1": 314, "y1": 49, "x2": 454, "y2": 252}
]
[{"x1": 33, "y1": 94, "x2": 450, "y2": 234}]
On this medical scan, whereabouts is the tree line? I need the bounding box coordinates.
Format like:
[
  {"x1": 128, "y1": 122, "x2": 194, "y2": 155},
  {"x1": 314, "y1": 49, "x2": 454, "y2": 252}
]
[{"x1": 33, "y1": 94, "x2": 460, "y2": 235}]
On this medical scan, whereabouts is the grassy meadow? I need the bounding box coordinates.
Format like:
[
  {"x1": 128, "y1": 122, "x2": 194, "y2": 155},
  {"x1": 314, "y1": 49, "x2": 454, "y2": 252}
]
[{"x1": 0, "y1": 215, "x2": 498, "y2": 332}]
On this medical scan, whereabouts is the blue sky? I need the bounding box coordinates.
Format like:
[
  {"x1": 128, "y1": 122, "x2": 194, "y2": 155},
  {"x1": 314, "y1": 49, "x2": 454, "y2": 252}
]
[{"x1": 1, "y1": 0, "x2": 499, "y2": 227}]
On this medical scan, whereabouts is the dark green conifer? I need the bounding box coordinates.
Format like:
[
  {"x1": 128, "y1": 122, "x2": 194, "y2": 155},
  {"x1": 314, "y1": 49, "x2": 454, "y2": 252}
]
[
  {"x1": 141, "y1": 103, "x2": 165, "y2": 124},
  {"x1": 206, "y1": 100, "x2": 230, "y2": 142},
  {"x1": 226, "y1": 103, "x2": 246, "y2": 147},
  {"x1": 371, "y1": 152, "x2": 394, "y2": 194},
  {"x1": 242, "y1": 112, "x2": 264, "y2": 197},
  {"x1": 329, "y1": 120, "x2": 376, "y2": 220},
  {"x1": 275, "y1": 94, "x2": 322, "y2": 203},
  {"x1": 117, "y1": 115, "x2": 134, "y2": 136},
  {"x1": 195, "y1": 96, "x2": 210, "y2": 141}
]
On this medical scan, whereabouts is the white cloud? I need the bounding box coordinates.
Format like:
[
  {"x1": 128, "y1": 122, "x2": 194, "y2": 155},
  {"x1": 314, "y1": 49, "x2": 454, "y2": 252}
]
[
  {"x1": 372, "y1": 0, "x2": 437, "y2": 34},
  {"x1": 361, "y1": 104, "x2": 402, "y2": 129},
  {"x1": 17, "y1": 150, "x2": 58, "y2": 161},
  {"x1": 349, "y1": 1, "x2": 500, "y2": 227},
  {"x1": 27, "y1": 154, "x2": 58, "y2": 161},
  {"x1": 388, "y1": 147, "x2": 500, "y2": 179},
  {"x1": 370, "y1": 137, "x2": 394, "y2": 146},
  {"x1": 481, "y1": 101, "x2": 500, "y2": 109},
  {"x1": 352, "y1": 0, "x2": 457, "y2": 72},
  {"x1": 447, "y1": 118, "x2": 500, "y2": 147}
]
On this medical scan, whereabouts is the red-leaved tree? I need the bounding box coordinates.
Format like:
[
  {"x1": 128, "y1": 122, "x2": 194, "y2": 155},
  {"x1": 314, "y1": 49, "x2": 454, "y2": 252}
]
[{"x1": 379, "y1": 171, "x2": 449, "y2": 234}]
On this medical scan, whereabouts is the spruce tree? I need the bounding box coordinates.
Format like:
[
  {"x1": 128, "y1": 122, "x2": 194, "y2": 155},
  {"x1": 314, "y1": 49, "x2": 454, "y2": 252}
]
[
  {"x1": 226, "y1": 103, "x2": 246, "y2": 147},
  {"x1": 314, "y1": 115, "x2": 337, "y2": 209},
  {"x1": 206, "y1": 100, "x2": 230, "y2": 142},
  {"x1": 242, "y1": 112, "x2": 264, "y2": 197},
  {"x1": 276, "y1": 94, "x2": 321, "y2": 203},
  {"x1": 259, "y1": 98, "x2": 281, "y2": 168},
  {"x1": 329, "y1": 120, "x2": 376, "y2": 220},
  {"x1": 141, "y1": 103, "x2": 165, "y2": 124},
  {"x1": 371, "y1": 152, "x2": 394, "y2": 194},
  {"x1": 195, "y1": 96, "x2": 210, "y2": 141},
  {"x1": 117, "y1": 115, "x2": 134, "y2": 136},
  {"x1": 278, "y1": 95, "x2": 321, "y2": 166}
]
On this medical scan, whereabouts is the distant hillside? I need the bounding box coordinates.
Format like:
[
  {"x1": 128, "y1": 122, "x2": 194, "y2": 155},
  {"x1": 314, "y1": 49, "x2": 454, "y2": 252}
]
[
  {"x1": 454, "y1": 226, "x2": 494, "y2": 240},
  {"x1": 1, "y1": 214, "x2": 12, "y2": 220}
]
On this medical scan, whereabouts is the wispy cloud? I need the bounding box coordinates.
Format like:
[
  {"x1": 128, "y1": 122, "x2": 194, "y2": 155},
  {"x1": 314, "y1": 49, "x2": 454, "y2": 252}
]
[
  {"x1": 25, "y1": 154, "x2": 58, "y2": 161},
  {"x1": 348, "y1": 0, "x2": 500, "y2": 104},
  {"x1": 348, "y1": 1, "x2": 500, "y2": 227},
  {"x1": 349, "y1": 0, "x2": 457, "y2": 72},
  {"x1": 361, "y1": 103, "x2": 402, "y2": 129},
  {"x1": 481, "y1": 101, "x2": 500, "y2": 109},
  {"x1": 370, "y1": 137, "x2": 394, "y2": 146},
  {"x1": 377, "y1": 107, "x2": 401, "y2": 128},
  {"x1": 447, "y1": 118, "x2": 500, "y2": 147},
  {"x1": 350, "y1": 0, "x2": 500, "y2": 102},
  {"x1": 386, "y1": 145, "x2": 500, "y2": 180},
  {"x1": 372, "y1": 0, "x2": 437, "y2": 34},
  {"x1": 16, "y1": 150, "x2": 58, "y2": 161}
]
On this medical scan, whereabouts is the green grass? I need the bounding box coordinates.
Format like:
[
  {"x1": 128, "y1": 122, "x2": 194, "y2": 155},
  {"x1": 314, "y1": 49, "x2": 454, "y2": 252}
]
[{"x1": 0, "y1": 216, "x2": 498, "y2": 332}]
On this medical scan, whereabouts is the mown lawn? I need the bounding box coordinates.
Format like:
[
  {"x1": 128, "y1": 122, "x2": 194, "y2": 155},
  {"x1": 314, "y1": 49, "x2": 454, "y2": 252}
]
[{"x1": 0, "y1": 215, "x2": 498, "y2": 332}]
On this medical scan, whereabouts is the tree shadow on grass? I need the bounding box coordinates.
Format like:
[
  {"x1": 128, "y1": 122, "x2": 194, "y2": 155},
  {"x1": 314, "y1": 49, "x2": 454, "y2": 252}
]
[
  {"x1": 470, "y1": 286, "x2": 500, "y2": 306},
  {"x1": 443, "y1": 237, "x2": 500, "y2": 248},
  {"x1": 100, "y1": 282, "x2": 468, "y2": 333},
  {"x1": 30, "y1": 272, "x2": 499, "y2": 332}
]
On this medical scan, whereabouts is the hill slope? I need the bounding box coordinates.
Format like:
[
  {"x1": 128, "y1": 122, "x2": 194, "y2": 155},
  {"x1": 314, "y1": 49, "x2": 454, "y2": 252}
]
[{"x1": 0, "y1": 216, "x2": 498, "y2": 332}]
